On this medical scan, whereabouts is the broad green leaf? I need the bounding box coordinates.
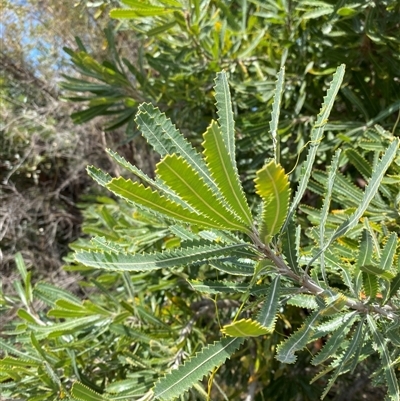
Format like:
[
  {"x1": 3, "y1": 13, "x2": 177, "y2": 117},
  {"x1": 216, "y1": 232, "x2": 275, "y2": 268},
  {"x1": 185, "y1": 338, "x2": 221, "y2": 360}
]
[
  {"x1": 254, "y1": 160, "x2": 290, "y2": 243},
  {"x1": 269, "y1": 67, "x2": 285, "y2": 163},
  {"x1": 156, "y1": 154, "x2": 250, "y2": 232},
  {"x1": 312, "y1": 313, "x2": 358, "y2": 365},
  {"x1": 135, "y1": 103, "x2": 220, "y2": 194},
  {"x1": 72, "y1": 382, "x2": 107, "y2": 401},
  {"x1": 282, "y1": 65, "x2": 345, "y2": 231},
  {"x1": 153, "y1": 337, "x2": 244, "y2": 400},
  {"x1": 214, "y1": 72, "x2": 236, "y2": 165},
  {"x1": 106, "y1": 177, "x2": 225, "y2": 230},
  {"x1": 257, "y1": 275, "x2": 281, "y2": 331},
  {"x1": 202, "y1": 120, "x2": 253, "y2": 226},
  {"x1": 276, "y1": 311, "x2": 321, "y2": 364},
  {"x1": 75, "y1": 243, "x2": 252, "y2": 272},
  {"x1": 221, "y1": 318, "x2": 271, "y2": 337},
  {"x1": 367, "y1": 315, "x2": 400, "y2": 401}
]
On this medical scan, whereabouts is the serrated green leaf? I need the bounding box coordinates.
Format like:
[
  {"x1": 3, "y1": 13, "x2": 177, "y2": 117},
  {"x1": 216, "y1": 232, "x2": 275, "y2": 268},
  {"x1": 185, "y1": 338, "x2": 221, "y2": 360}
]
[
  {"x1": 202, "y1": 120, "x2": 253, "y2": 226},
  {"x1": 156, "y1": 154, "x2": 250, "y2": 232},
  {"x1": 189, "y1": 280, "x2": 249, "y2": 294},
  {"x1": 281, "y1": 217, "x2": 301, "y2": 275},
  {"x1": 105, "y1": 177, "x2": 224, "y2": 230},
  {"x1": 214, "y1": 72, "x2": 236, "y2": 165},
  {"x1": 345, "y1": 149, "x2": 372, "y2": 179},
  {"x1": 106, "y1": 149, "x2": 194, "y2": 211},
  {"x1": 362, "y1": 272, "x2": 378, "y2": 299},
  {"x1": 380, "y1": 233, "x2": 397, "y2": 272},
  {"x1": 287, "y1": 294, "x2": 318, "y2": 310},
  {"x1": 389, "y1": 273, "x2": 400, "y2": 299},
  {"x1": 87, "y1": 166, "x2": 112, "y2": 187},
  {"x1": 283, "y1": 65, "x2": 345, "y2": 231},
  {"x1": 75, "y1": 243, "x2": 251, "y2": 272},
  {"x1": 110, "y1": 7, "x2": 174, "y2": 19},
  {"x1": 320, "y1": 149, "x2": 341, "y2": 283},
  {"x1": 209, "y1": 260, "x2": 255, "y2": 276},
  {"x1": 357, "y1": 229, "x2": 374, "y2": 268},
  {"x1": 153, "y1": 337, "x2": 244, "y2": 400},
  {"x1": 321, "y1": 320, "x2": 365, "y2": 399},
  {"x1": 255, "y1": 160, "x2": 290, "y2": 243},
  {"x1": 135, "y1": 103, "x2": 219, "y2": 194},
  {"x1": 366, "y1": 316, "x2": 400, "y2": 401},
  {"x1": 0, "y1": 339, "x2": 41, "y2": 362},
  {"x1": 72, "y1": 382, "x2": 107, "y2": 401},
  {"x1": 276, "y1": 311, "x2": 321, "y2": 364},
  {"x1": 360, "y1": 264, "x2": 395, "y2": 280},
  {"x1": 221, "y1": 318, "x2": 271, "y2": 337},
  {"x1": 308, "y1": 138, "x2": 399, "y2": 268},
  {"x1": 257, "y1": 275, "x2": 281, "y2": 331},
  {"x1": 269, "y1": 67, "x2": 285, "y2": 163},
  {"x1": 312, "y1": 313, "x2": 358, "y2": 365}
]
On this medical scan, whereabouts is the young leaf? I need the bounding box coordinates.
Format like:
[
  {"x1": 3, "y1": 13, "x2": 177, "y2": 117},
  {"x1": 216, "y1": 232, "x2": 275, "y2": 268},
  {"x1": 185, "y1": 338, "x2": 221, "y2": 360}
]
[
  {"x1": 156, "y1": 154, "x2": 250, "y2": 232},
  {"x1": 257, "y1": 275, "x2": 281, "y2": 331},
  {"x1": 75, "y1": 243, "x2": 252, "y2": 272},
  {"x1": 254, "y1": 160, "x2": 290, "y2": 243},
  {"x1": 221, "y1": 318, "x2": 271, "y2": 337},
  {"x1": 202, "y1": 120, "x2": 253, "y2": 226},
  {"x1": 276, "y1": 311, "x2": 321, "y2": 364},
  {"x1": 153, "y1": 337, "x2": 245, "y2": 400}
]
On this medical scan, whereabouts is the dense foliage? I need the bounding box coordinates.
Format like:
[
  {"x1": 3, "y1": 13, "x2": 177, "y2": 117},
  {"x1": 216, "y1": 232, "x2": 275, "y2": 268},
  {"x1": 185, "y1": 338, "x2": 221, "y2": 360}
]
[{"x1": 1, "y1": 1, "x2": 400, "y2": 401}]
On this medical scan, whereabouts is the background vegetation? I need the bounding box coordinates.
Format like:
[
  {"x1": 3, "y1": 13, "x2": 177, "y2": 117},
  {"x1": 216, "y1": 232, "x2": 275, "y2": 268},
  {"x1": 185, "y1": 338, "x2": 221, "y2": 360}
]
[{"x1": 1, "y1": 1, "x2": 399, "y2": 400}]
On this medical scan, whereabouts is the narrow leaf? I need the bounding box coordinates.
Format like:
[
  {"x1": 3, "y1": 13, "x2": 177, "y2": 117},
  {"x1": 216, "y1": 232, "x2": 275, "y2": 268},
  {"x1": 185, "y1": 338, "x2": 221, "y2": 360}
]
[
  {"x1": 202, "y1": 120, "x2": 253, "y2": 226},
  {"x1": 135, "y1": 103, "x2": 219, "y2": 194},
  {"x1": 214, "y1": 72, "x2": 236, "y2": 165},
  {"x1": 269, "y1": 67, "x2": 285, "y2": 163},
  {"x1": 106, "y1": 177, "x2": 225, "y2": 230},
  {"x1": 75, "y1": 243, "x2": 252, "y2": 272},
  {"x1": 156, "y1": 154, "x2": 250, "y2": 232},
  {"x1": 367, "y1": 315, "x2": 400, "y2": 401},
  {"x1": 282, "y1": 65, "x2": 345, "y2": 231},
  {"x1": 257, "y1": 275, "x2": 281, "y2": 331},
  {"x1": 308, "y1": 138, "x2": 399, "y2": 268},
  {"x1": 276, "y1": 311, "x2": 321, "y2": 364},
  {"x1": 380, "y1": 232, "x2": 397, "y2": 272},
  {"x1": 72, "y1": 382, "x2": 107, "y2": 401},
  {"x1": 153, "y1": 337, "x2": 244, "y2": 400}
]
